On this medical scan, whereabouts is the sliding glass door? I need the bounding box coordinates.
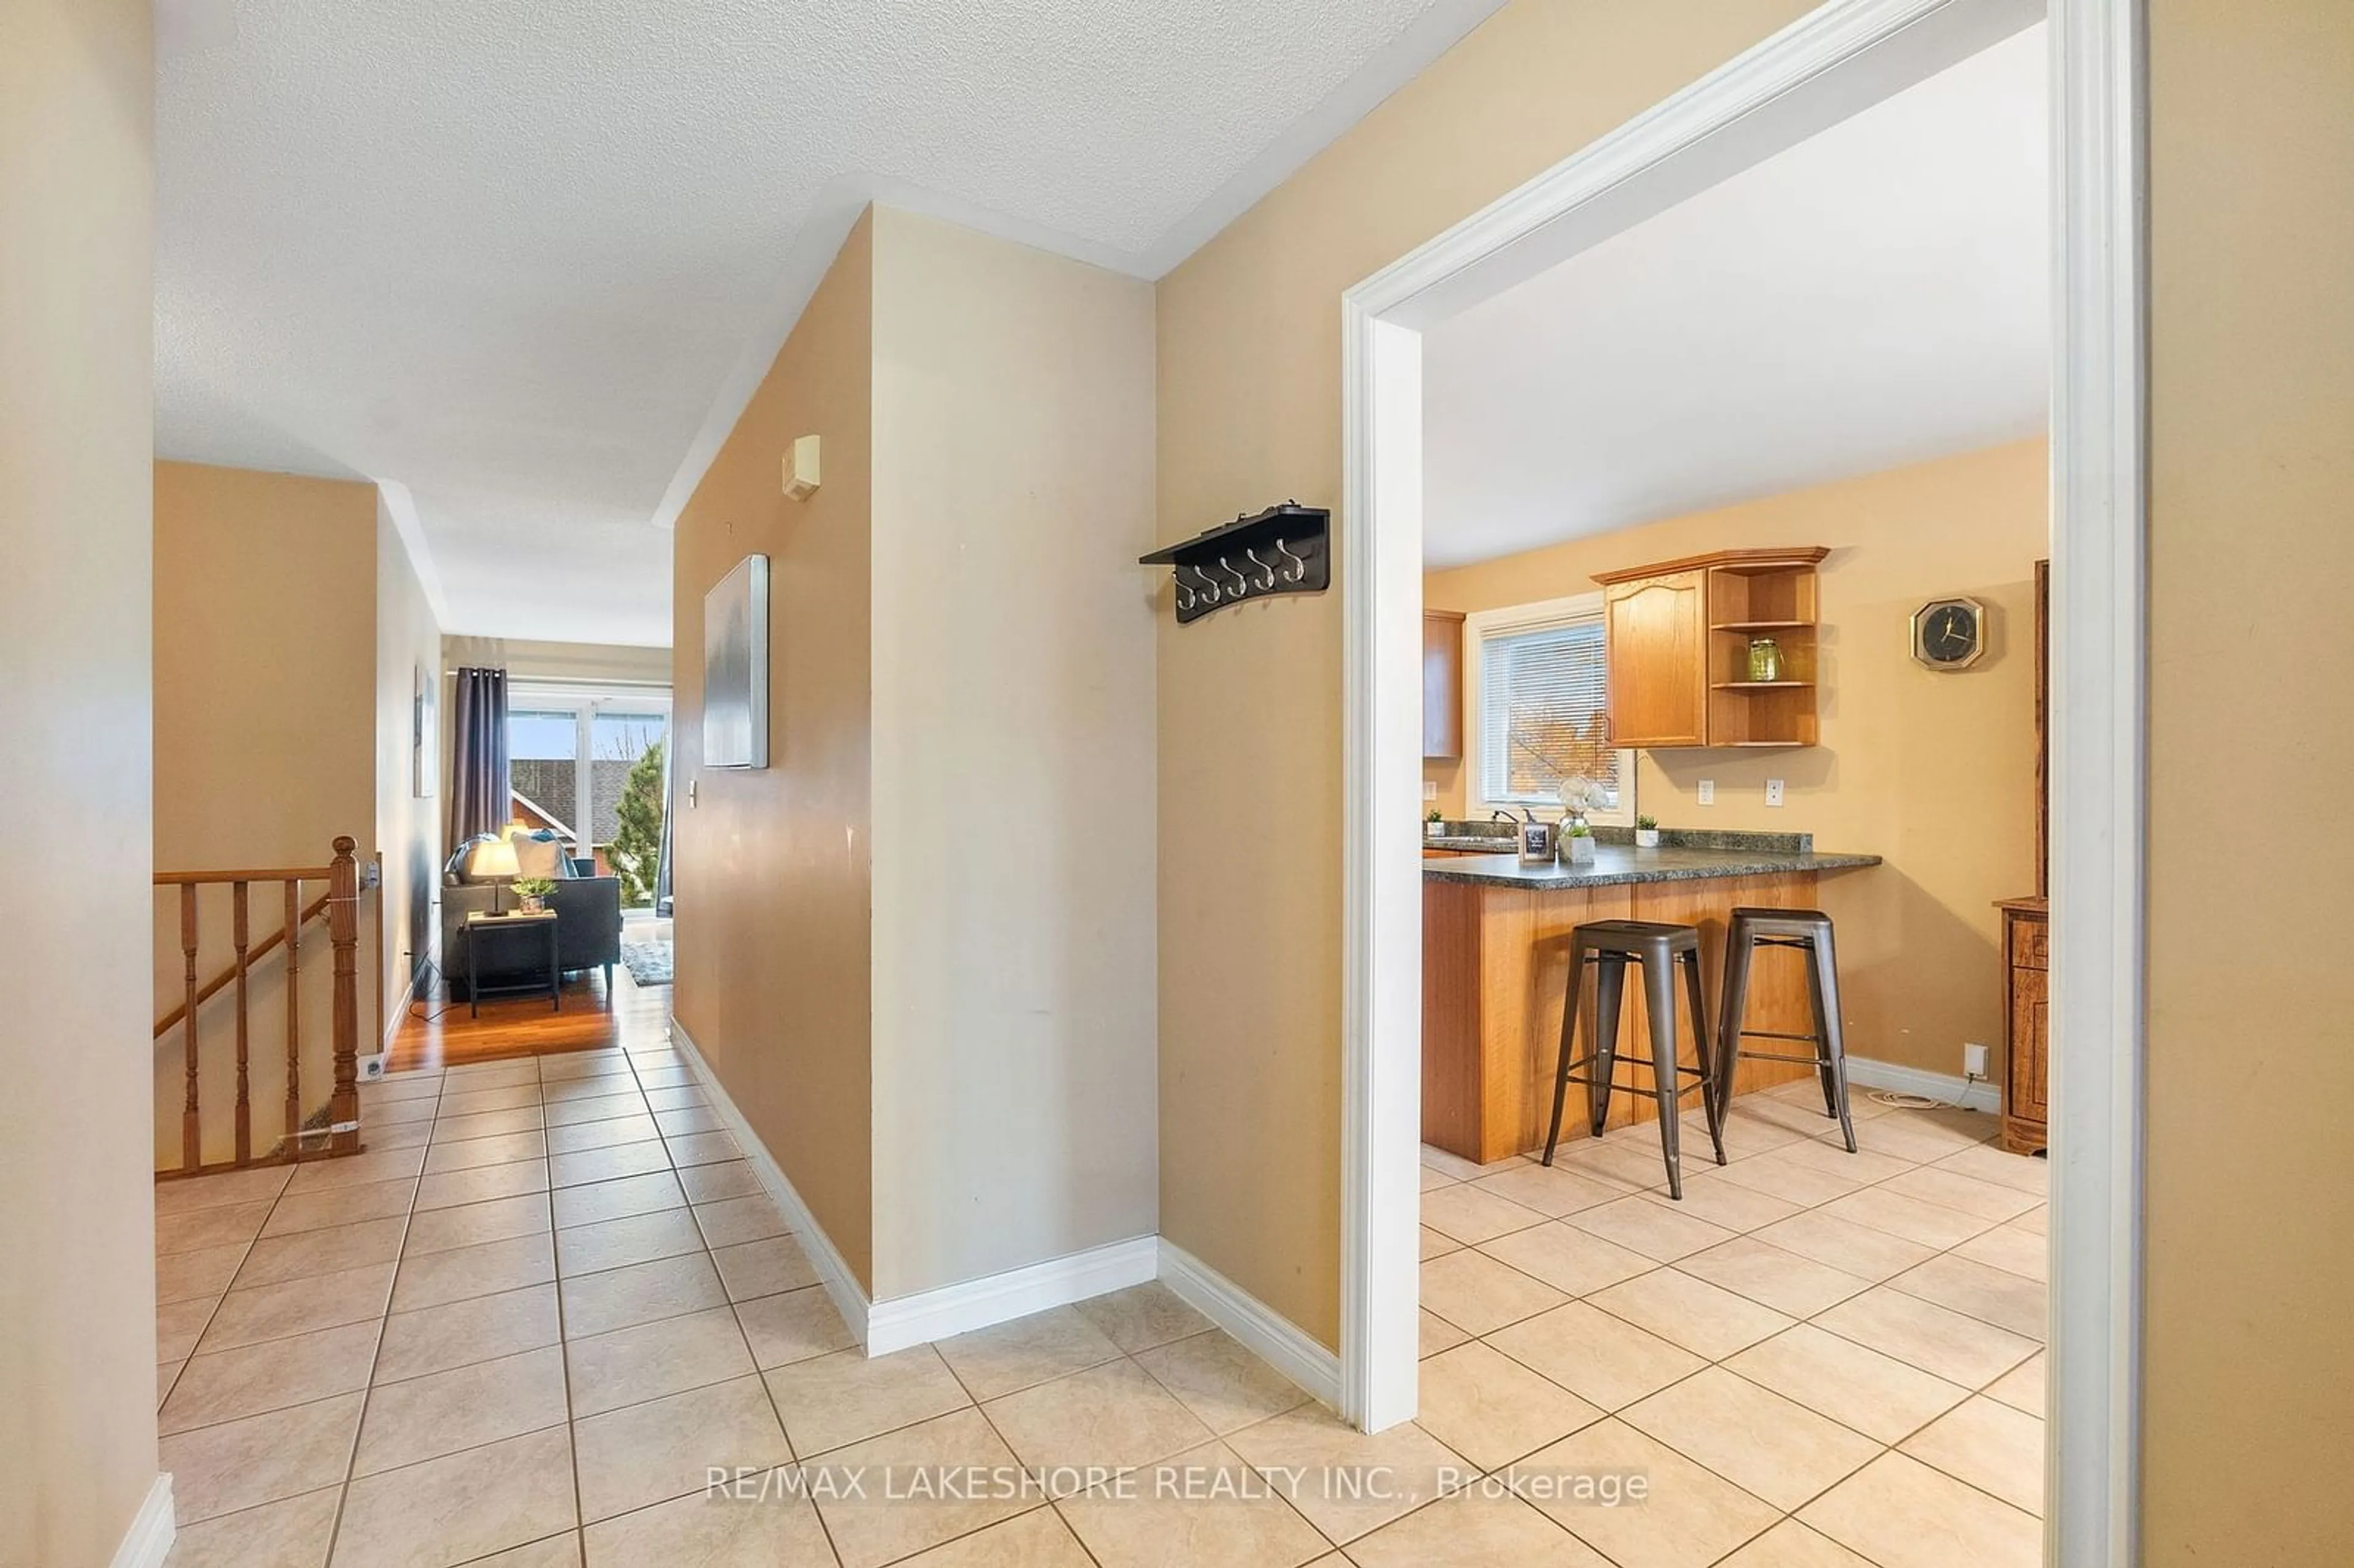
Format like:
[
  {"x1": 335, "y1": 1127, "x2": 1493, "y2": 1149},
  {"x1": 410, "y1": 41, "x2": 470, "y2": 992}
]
[{"x1": 504, "y1": 684, "x2": 671, "y2": 906}]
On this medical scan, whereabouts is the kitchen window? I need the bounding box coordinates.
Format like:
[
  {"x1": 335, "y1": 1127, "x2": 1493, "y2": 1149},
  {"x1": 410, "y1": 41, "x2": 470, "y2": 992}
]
[{"x1": 1467, "y1": 593, "x2": 1632, "y2": 820}]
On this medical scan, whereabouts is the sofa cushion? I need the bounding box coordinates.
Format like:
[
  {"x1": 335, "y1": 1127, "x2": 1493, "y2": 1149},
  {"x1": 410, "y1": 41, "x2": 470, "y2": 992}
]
[{"x1": 509, "y1": 831, "x2": 569, "y2": 881}]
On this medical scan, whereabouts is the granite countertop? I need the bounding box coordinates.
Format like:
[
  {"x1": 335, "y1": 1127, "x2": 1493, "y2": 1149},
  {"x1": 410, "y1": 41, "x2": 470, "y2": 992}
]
[{"x1": 1422, "y1": 842, "x2": 1882, "y2": 889}]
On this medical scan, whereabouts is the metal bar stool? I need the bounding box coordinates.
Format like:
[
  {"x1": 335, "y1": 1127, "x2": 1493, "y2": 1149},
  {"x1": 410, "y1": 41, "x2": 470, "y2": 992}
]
[
  {"x1": 1541, "y1": 919, "x2": 1726, "y2": 1199},
  {"x1": 1715, "y1": 906, "x2": 1856, "y2": 1152}
]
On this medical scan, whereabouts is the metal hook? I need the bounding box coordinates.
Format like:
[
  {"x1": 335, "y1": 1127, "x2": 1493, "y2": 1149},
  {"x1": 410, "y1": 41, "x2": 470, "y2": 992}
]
[
  {"x1": 1174, "y1": 572, "x2": 1197, "y2": 611},
  {"x1": 1193, "y1": 564, "x2": 1222, "y2": 604},
  {"x1": 1274, "y1": 537, "x2": 1308, "y2": 583},
  {"x1": 1245, "y1": 547, "x2": 1278, "y2": 590},
  {"x1": 1217, "y1": 557, "x2": 1252, "y2": 599}
]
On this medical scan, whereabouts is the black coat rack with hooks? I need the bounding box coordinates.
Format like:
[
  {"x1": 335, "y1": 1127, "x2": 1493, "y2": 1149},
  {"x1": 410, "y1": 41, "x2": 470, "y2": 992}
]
[{"x1": 1139, "y1": 502, "x2": 1330, "y2": 625}]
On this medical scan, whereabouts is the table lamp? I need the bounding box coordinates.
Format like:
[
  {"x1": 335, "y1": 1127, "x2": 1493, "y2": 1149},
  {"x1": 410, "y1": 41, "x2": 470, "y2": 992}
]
[{"x1": 473, "y1": 835, "x2": 520, "y2": 909}]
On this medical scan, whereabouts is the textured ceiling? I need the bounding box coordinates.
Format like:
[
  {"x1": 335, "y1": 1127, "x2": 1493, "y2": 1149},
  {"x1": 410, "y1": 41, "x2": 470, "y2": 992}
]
[
  {"x1": 1424, "y1": 25, "x2": 2049, "y2": 569},
  {"x1": 156, "y1": 0, "x2": 1503, "y2": 645}
]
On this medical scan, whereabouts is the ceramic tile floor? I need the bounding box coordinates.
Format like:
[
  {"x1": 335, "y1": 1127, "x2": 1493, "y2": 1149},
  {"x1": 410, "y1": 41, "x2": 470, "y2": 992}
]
[
  {"x1": 154, "y1": 1040, "x2": 2046, "y2": 1568},
  {"x1": 1411, "y1": 1085, "x2": 2048, "y2": 1568}
]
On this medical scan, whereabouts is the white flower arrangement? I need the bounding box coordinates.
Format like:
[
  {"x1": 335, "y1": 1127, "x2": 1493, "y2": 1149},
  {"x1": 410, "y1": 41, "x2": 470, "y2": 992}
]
[{"x1": 1556, "y1": 773, "x2": 1606, "y2": 823}]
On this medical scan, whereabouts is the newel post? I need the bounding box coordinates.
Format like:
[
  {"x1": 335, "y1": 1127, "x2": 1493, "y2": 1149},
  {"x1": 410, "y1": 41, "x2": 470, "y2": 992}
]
[{"x1": 328, "y1": 835, "x2": 361, "y2": 1155}]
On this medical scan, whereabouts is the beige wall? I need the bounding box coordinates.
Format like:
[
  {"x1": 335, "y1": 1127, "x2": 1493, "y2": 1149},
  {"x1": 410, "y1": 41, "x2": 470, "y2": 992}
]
[
  {"x1": 1426, "y1": 440, "x2": 2046, "y2": 1079},
  {"x1": 154, "y1": 463, "x2": 379, "y2": 870},
  {"x1": 1156, "y1": 0, "x2": 1818, "y2": 1348},
  {"x1": 0, "y1": 0, "x2": 160, "y2": 1562},
  {"x1": 2143, "y1": 2, "x2": 2354, "y2": 1561},
  {"x1": 867, "y1": 208, "x2": 1159, "y2": 1299},
  {"x1": 674, "y1": 211, "x2": 877, "y2": 1289},
  {"x1": 674, "y1": 207, "x2": 1162, "y2": 1303},
  {"x1": 151, "y1": 462, "x2": 384, "y2": 1167},
  {"x1": 379, "y1": 501, "x2": 445, "y2": 1030}
]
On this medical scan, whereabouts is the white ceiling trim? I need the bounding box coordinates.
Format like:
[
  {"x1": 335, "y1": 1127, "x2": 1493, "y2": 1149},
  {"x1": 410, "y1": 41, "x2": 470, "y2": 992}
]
[
  {"x1": 1122, "y1": 0, "x2": 1508, "y2": 278},
  {"x1": 376, "y1": 479, "x2": 454, "y2": 630},
  {"x1": 650, "y1": 0, "x2": 1506, "y2": 533},
  {"x1": 156, "y1": 0, "x2": 1510, "y2": 637},
  {"x1": 1419, "y1": 22, "x2": 2049, "y2": 568},
  {"x1": 644, "y1": 173, "x2": 1147, "y2": 536}
]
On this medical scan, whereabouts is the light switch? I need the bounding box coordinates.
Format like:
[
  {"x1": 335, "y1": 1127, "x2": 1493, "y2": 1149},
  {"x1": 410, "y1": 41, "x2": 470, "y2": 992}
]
[
  {"x1": 1766, "y1": 778, "x2": 1785, "y2": 807},
  {"x1": 1422, "y1": 781, "x2": 1438, "y2": 802},
  {"x1": 1696, "y1": 780, "x2": 1715, "y2": 806}
]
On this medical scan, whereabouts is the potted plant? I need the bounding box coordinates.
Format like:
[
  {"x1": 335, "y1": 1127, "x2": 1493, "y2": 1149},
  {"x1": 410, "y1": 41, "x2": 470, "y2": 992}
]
[
  {"x1": 1426, "y1": 809, "x2": 1446, "y2": 839},
  {"x1": 512, "y1": 877, "x2": 555, "y2": 914},
  {"x1": 1634, "y1": 814, "x2": 1661, "y2": 850},
  {"x1": 1562, "y1": 822, "x2": 1598, "y2": 864}
]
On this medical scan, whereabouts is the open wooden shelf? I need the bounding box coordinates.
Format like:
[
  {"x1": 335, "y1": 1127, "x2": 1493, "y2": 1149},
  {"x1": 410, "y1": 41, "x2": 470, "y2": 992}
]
[
  {"x1": 1705, "y1": 557, "x2": 1821, "y2": 745},
  {"x1": 1594, "y1": 547, "x2": 1827, "y2": 749}
]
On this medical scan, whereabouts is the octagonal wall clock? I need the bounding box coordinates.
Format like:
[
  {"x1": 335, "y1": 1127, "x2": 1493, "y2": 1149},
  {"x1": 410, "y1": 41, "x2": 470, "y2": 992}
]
[{"x1": 1911, "y1": 595, "x2": 1987, "y2": 670}]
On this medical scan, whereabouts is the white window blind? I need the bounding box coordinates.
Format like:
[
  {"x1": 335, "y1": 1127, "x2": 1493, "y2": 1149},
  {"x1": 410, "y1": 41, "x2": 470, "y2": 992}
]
[{"x1": 1476, "y1": 614, "x2": 1620, "y2": 808}]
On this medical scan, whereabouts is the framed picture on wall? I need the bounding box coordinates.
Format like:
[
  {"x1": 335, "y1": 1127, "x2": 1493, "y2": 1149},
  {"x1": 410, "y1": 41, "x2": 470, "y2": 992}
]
[
  {"x1": 704, "y1": 554, "x2": 770, "y2": 769},
  {"x1": 413, "y1": 662, "x2": 438, "y2": 797}
]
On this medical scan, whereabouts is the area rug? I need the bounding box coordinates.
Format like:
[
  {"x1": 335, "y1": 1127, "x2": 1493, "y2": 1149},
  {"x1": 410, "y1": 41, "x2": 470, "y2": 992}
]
[{"x1": 620, "y1": 938, "x2": 673, "y2": 986}]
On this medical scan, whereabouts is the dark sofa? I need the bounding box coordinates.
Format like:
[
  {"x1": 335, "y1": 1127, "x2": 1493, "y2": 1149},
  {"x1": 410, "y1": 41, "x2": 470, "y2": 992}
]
[{"x1": 441, "y1": 861, "x2": 623, "y2": 997}]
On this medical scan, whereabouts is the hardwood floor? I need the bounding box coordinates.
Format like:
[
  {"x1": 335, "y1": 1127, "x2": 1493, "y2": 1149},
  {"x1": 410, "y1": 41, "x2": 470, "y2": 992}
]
[{"x1": 384, "y1": 951, "x2": 671, "y2": 1071}]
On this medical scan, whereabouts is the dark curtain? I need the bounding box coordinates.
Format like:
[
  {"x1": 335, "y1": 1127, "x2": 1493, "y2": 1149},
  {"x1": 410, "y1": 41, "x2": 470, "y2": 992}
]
[{"x1": 448, "y1": 667, "x2": 510, "y2": 848}]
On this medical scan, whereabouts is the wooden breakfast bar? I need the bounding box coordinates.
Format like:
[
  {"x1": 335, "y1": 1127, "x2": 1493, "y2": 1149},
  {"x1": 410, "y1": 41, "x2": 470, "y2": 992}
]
[{"x1": 1422, "y1": 839, "x2": 1881, "y2": 1165}]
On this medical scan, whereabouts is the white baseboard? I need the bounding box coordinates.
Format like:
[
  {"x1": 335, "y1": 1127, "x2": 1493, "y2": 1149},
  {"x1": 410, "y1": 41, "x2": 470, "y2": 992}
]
[
  {"x1": 110, "y1": 1474, "x2": 174, "y2": 1568},
  {"x1": 666, "y1": 1018, "x2": 872, "y2": 1347},
  {"x1": 382, "y1": 963, "x2": 424, "y2": 1051},
  {"x1": 1157, "y1": 1239, "x2": 1340, "y2": 1411},
  {"x1": 867, "y1": 1236, "x2": 1159, "y2": 1357},
  {"x1": 1844, "y1": 1056, "x2": 2002, "y2": 1114},
  {"x1": 671, "y1": 1017, "x2": 1164, "y2": 1357}
]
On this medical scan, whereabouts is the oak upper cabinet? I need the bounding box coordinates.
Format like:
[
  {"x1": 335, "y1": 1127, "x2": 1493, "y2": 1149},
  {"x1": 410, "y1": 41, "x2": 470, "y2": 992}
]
[
  {"x1": 1423, "y1": 609, "x2": 1466, "y2": 759},
  {"x1": 1595, "y1": 547, "x2": 1827, "y2": 749},
  {"x1": 1599, "y1": 569, "x2": 1709, "y2": 748}
]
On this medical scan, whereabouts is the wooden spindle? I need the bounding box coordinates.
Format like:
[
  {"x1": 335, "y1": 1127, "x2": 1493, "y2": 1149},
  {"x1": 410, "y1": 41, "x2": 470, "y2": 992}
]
[
  {"x1": 232, "y1": 881, "x2": 251, "y2": 1165},
  {"x1": 328, "y1": 837, "x2": 360, "y2": 1155},
  {"x1": 180, "y1": 885, "x2": 200, "y2": 1172},
  {"x1": 284, "y1": 878, "x2": 302, "y2": 1159}
]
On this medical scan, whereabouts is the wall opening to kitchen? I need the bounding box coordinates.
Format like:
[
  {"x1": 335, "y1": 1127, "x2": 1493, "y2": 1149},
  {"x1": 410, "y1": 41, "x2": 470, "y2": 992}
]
[{"x1": 1332, "y1": 0, "x2": 2147, "y2": 1553}]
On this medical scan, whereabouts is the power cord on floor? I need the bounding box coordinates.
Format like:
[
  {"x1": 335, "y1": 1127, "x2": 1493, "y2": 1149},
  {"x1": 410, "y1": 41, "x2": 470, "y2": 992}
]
[
  {"x1": 405, "y1": 953, "x2": 466, "y2": 1026},
  {"x1": 1865, "y1": 1069, "x2": 1988, "y2": 1114}
]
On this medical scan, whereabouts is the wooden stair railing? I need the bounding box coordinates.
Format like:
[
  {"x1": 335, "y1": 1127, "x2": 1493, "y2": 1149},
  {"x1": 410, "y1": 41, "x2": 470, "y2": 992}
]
[
  {"x1": 154, "y1": 836, "x2": 372, "y2": 1176},
  {"x1": 154, "y1": 888, "x2": 331, "y2": 1037}
]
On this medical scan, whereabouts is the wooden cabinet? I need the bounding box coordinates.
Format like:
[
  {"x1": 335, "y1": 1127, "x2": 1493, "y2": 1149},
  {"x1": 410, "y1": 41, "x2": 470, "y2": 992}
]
[
  {"x1": 1423, "y1": 610, "x2": 1466, "y2": 759},
  {"x1": 1593, "y1": 548, "x2": 1827, "y2": 748},
  {"x1": 1423, "y1": 869, "x2": 1827, "y2": 1162},
  {"x1": 1998, "y1": 899, "x2": 2049, "y2": 1152},
  {"x1": 1997, "y1": 560, "x2": 2054, "y2": 1155},
  {"x1": 1601, "y1": 571, "x2": 1708, "y2": 747}
]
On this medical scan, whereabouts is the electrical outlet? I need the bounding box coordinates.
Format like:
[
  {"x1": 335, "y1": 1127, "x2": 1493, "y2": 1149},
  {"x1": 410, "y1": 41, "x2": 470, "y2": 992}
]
[
  {"x1": 359, "y1": 1053, "x2": 387, "y2": 1083},
  {"x1": 1422, "y1": 780, "x2": 1438, "y2": 802},
  {"x1": 1696, "y1": 779, "x2": 1715, "y2": 806},
  {"x1": 1964, "y1": 1042, "x2": 1990, "y2": 1079},
  {"x1": 1765, "y1": 778, "x2": 1785, "y2": 807}
]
